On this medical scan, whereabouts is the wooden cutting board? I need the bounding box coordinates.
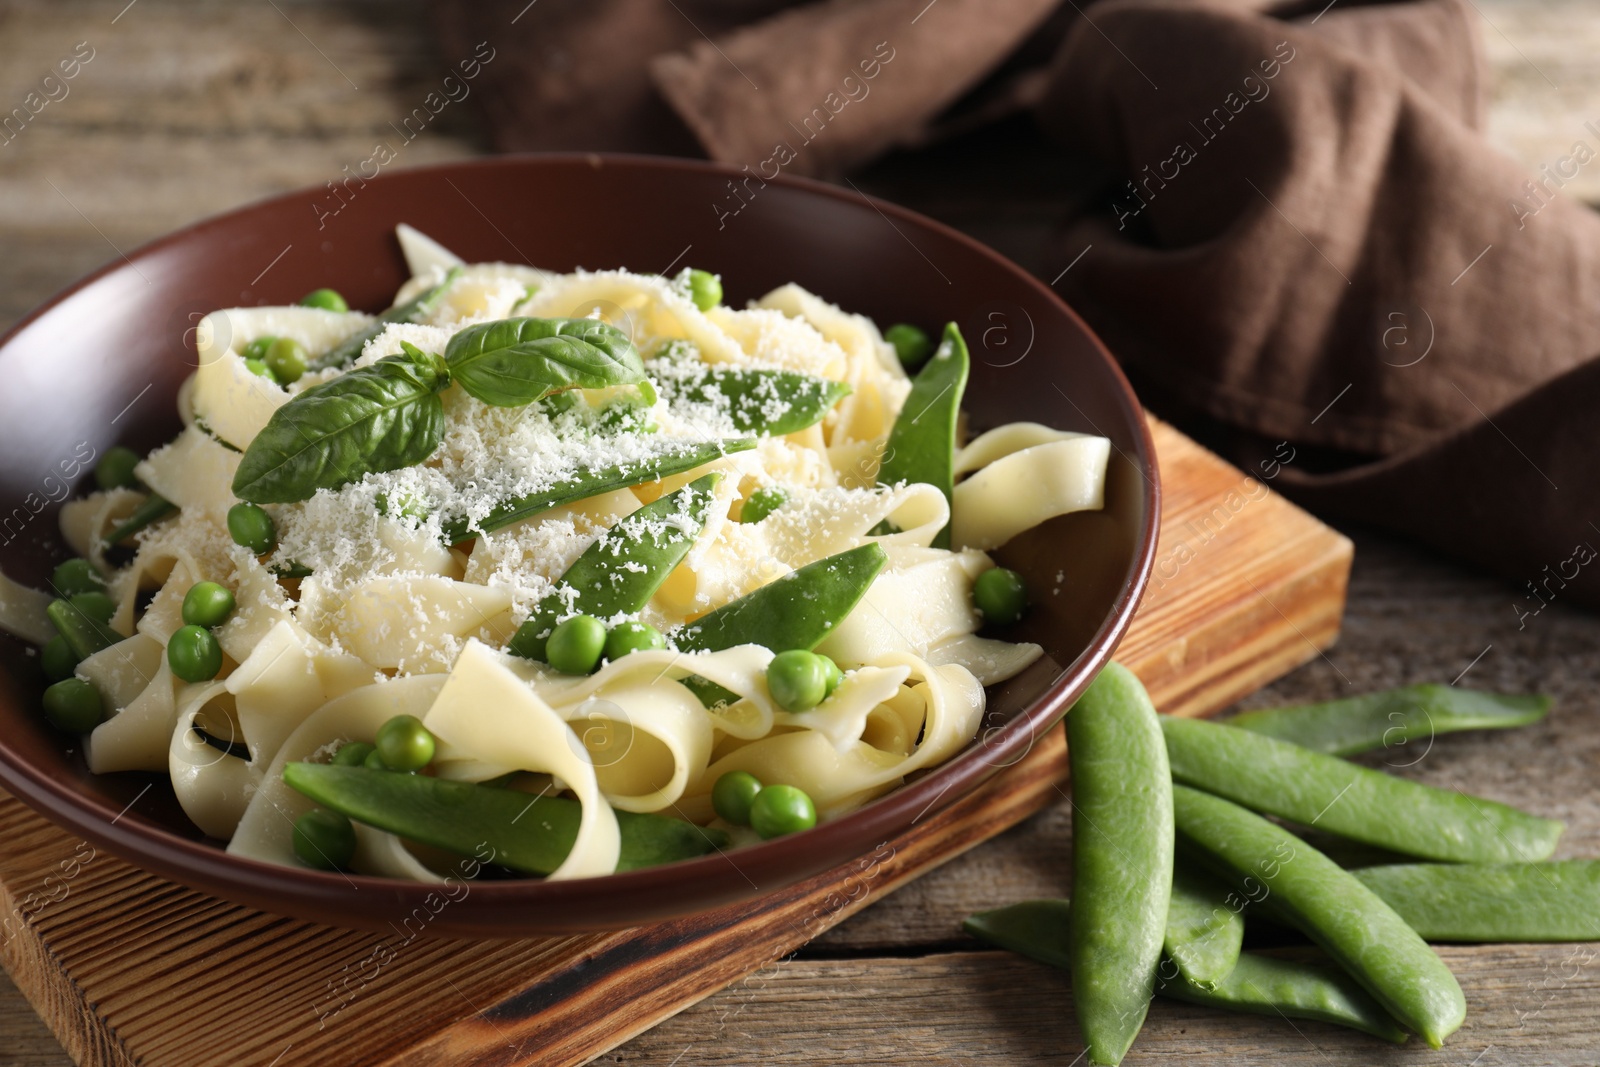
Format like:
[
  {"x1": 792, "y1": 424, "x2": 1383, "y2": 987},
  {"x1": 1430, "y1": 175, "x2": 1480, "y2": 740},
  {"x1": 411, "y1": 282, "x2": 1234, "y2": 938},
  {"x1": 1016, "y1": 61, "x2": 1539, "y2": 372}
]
[{"x1": 0, "y1": 418, "x2": 1351, "y2": 1067}]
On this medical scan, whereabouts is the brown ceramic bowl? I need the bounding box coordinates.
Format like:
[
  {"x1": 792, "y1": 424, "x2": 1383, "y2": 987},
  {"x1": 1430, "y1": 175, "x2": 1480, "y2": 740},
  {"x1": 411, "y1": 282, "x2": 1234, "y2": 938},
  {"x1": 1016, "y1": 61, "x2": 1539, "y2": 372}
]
[{"x1": 0, "y1": 154, "x2": 1157, "y2": 935}]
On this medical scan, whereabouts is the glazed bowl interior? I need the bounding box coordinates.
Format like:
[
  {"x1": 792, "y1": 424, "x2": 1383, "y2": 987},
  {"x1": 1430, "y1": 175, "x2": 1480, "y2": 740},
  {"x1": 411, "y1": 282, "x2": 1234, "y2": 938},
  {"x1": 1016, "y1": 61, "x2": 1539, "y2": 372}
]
[{"x1": 0, "y1": 154, "x2": 1157, "y2": 935}]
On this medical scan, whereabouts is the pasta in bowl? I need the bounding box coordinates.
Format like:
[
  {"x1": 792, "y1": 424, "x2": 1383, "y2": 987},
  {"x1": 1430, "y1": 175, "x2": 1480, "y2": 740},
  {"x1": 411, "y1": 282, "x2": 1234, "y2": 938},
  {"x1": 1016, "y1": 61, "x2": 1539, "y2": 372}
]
[
  {"x1": 0, "y1": 155, "x2": 1156, "y2": 932},
  {"x1": 3, "y1": 225, "x2": 1112, "y2": 884}
]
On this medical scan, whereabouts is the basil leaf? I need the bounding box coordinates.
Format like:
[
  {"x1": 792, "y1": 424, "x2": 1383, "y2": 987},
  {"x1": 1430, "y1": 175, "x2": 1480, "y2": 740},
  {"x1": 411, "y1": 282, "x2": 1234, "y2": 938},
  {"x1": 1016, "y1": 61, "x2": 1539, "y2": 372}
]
[
  {"x1": 232, "y1": 352, "x2": 450, "y2": 504},
  {"x1": 663, "y1": 364, "x2": 851, "y2": 436},
  {"x1": 445, "y1": 317, "x2": 648, "y2": 407},
  {"x1": 441, "y1": 438, "x2": 756, "y2": 541},
  {"x1": 876, "y1": 322, "x2": 969, "y2": 549},
  {"x1": 101, "y1": 492, "x2": 177, "y2": 546},
  {"x1": 308, "y1": 266, "x2": 464, "y2": 372}
]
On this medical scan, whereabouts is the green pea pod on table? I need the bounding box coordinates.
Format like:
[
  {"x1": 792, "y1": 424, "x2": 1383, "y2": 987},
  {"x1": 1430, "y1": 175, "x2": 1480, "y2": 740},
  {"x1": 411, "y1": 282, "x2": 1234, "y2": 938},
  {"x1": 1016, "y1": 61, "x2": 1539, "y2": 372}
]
[
  {"x1": 46, "y1": 598, "x2": 122, "y2": 660},
  {"x1": 440, "y1": 438, "x2": 755, "y2": 542},
  {"x1": 101, "y1": 493, "x2": 177, "y2": 547},
  {"x1": 964, "y1": 900, "x2": 1408, "y2": 1044},
  {"x1": 876, "y1": 322, "x2": 968, "y2": 549},
  {"x1": 1172, "y1": 784, "x2": 1465, "y2": 1048},
  {"x1": 307, "y1": 266, "x2": 464, "y2": 372},
  {"x1": 1162, "y1": 715, "x2": 1563, "y2": 864},
  {"x1": 1164, "y1": 865, "x2": 1244, "y2": 990},
  {"x1": 1354, "y1": 860, "x2": 1600, "y2": 942},
  {"x1": 667, "y1": 365, "x2": 851, "y2": 437},
  {"x1": 232, "y1": 345, "x2": 452, "y2": 504},
  {"x1": 675, "y1": 542, "x2": 888, "y2": 654},
  {"x1": 507, "y1": 474, "x2": 720, "y2": 662},
  {"x1": 1226, "y1": 683, "x2": 1550, "y2": 756},
  {"x1": 444, "y1": 316, "x2": 648, "y2": 407},
  {"x1": 282, "y1": 763, "x2": 728, "y2": 875},
  {"x1": 1067, "y1": 661, "x2": 1174, "y2": 1066}
]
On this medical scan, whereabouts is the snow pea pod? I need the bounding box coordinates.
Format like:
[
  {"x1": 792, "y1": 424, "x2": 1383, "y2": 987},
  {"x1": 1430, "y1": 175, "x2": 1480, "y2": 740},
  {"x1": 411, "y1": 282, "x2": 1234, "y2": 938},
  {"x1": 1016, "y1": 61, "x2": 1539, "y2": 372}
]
[
  {"x1": 876, "y1": 322, "x2": 968, "y2": 549},
  {"x1": 1226, "y1": 683, "x2": 1550, "y2": 756},
  {"x1": 1068, "y1": 661, "x2": 1173, "y2": 1066},
  {"x1": 46, "y1": 598, "x2": 122, "y2": 660},
  {"x1": 676, "y1": 542, "x2": 888, "y2": 654},
  {"x1": 1172, "y1": 784, "x2": 1465, "y2": 1047},
  {"x1": 507, "y1": 474, "x2": 720, "y2": 662},
  {"x1": 282, "y1": 763, "x2": 727, "y2": 875},
  {"x1": 101, "y1": 492, "x2": 177, "y2": 547},
  {"x1": 1354, "y1": 861, "x2": 1600, "y2": 942},
  {"x1": 670, "y1": 365, "x2": 851, "y2": 437},
  {"x1": 1162, "y1": 715, "x2": 1563, "y2": 864},
  {"x1": 1165, "y1": 865, "x2": 1244, "y2": 989},
  {"x1": 440, "y1": 438, "x2": 754, "y2": 542},
  {"x1": 964, "y1": 900, "x2": 1408, "y2": 1044},
  {"x1": 308, "y1": 266, "x2": 464, "y2": 372}
]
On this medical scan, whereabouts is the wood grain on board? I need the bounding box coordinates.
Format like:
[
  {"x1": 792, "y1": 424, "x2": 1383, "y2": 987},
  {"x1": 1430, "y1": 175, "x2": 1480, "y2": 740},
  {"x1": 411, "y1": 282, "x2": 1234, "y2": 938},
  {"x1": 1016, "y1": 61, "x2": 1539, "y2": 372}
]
[{"x1": 0, "y1": 418, "x2": 1354, "y2": 1067}]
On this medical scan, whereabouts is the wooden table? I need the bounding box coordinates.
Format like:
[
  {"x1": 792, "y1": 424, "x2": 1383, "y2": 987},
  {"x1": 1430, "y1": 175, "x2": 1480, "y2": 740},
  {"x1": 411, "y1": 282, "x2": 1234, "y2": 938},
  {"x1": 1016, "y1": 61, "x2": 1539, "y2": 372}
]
[{"x1": 2, "y1": 2, "x2": 1597, "y2": 1063}]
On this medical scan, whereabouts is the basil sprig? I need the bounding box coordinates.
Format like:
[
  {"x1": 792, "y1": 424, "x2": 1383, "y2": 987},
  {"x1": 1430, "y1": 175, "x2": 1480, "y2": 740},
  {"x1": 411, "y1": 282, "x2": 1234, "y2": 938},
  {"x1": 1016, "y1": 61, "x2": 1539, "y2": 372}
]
[
  {"x1": 233, "y1": 317, "x2": 655, "y2": 504},
  {"x1": 232, "y1": 343, "x2": 451, "y2": 504},
  {"x1": 446, "y1": 317, "x2": 647, "y2": 407}
]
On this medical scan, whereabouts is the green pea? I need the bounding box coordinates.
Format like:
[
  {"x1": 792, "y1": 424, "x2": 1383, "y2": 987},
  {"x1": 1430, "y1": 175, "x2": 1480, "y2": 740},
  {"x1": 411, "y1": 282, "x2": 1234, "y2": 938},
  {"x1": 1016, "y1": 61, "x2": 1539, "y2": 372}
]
[
  {"x1": 293, "y1": 808, "x2": 357, "y2": 871},
  {"x1": 93, "y1": 445, "x2": 142, "y2": 491},
  {"x1": 363, "y1": 748, "x2": 389, "y2": 772},
  {"x1": 227, "y1": 502, "x2": 276, "y2": 555},
  {"x1": 712, "y1": 771, "x2": 763, "y2": 826},
  {"x1": 40, "y1": 635, "x2": 79, "y2": 682},
  {"x1": 43, "y1": 677, "x2": 103, "y2": 733},
  {"x1": 265, "y1": 337, "x2": 309, "y2": 384},
  {"x1": 687, "y1": 269, "x2": 722, "y2": 311},
  {"x1": 884, "y1": 323, "x2": 932, "y2": 367},
  {"x1": 974, "y1": 567, "x2": 1027, "y2": 625},
  {"x1": 739, "y1": 486, "x2": 787, "y2": 524},
  {"x1": 604, "y1": 620, "x2": 666, "y2": 661},
  {"x1": 547, "y1": 615, "x2": 606, "y2": 675},
  {"x1": 818, "y1": 654, "x2": 843, "y2": 698},
  {"x1": 167, "y1": 624, "x2": 223, "y2": 683},
  {"x1": 51, "y1": 558, "x2": 105, "y2": 597},
  {"x1": 68, "y1": 591, "x2": 117, "y2": 624},
  {"x1": 181, "y1": 581, "x2": 235, "y2": 628},
  {"x1": 749, "y1": 783, "x2": 816, "y2": 839},
  {"x1": 767, "y1": 649, "x2": 829, "y2": 712},
  {"x1": 242, "y1": 336, "x2": 277, "y2": 361},
  {"x1": 332, "y1": 741, "x2": 375, "y2": 768},
  {"x1": 299, "y1": 288, "x2": 349, "y2": 313},
  {"x1": 244, "y1": 357, "x2": 272, "y2": 378},
  {"x1": 375, "y1": 714, "x2": 435, "y2": 772}
]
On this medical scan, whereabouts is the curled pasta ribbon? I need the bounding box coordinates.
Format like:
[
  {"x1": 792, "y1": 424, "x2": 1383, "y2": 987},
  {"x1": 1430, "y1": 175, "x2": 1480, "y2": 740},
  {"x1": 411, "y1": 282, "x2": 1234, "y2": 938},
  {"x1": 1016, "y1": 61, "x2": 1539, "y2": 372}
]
[
  {"x1": 0, "y1": 565, "x2": 58, "y2": 647},
  {"x1": 330, "y1": 574, "x2": 515, "y2": 671},
  {"x1": 87, "y1": 649, "x2": 178, "y2": 773},
  {"x1": 229, "y1": 673, "x2": 448, "y2": 879},
  {"x1": 390, "y1": 260, "x2": 553, "y2": 325},
  {"x1": 168, "y1": 681, "x2": 255, "y2": 840},
  {"x1": 953, "y1": 422, "x2": 1090, "y2": 477},
  {"x1": 137, "y1": 426, "x2": 242, "y2": 527},
  {"x1": 683, "y1": 654, "x2": 985, "y2": 820},
  {"x1": 423, "y1": 639, "x2": 620, "y2": 880},
  {"x1": 58, "y1": 487, "x2": 142, "y2": 574},
  {"x1": 192, "y1": 306, "x2": 373, "y2": 450},
  {"x1": 952, "y1": 435, "x2": 1111, "y2": 551},
  {"x1": 817, "y1": 548, "x2": 987, "y2": 667},
  {"x1": 523, "y1": 271, "x2": 748, "y2": 365}
]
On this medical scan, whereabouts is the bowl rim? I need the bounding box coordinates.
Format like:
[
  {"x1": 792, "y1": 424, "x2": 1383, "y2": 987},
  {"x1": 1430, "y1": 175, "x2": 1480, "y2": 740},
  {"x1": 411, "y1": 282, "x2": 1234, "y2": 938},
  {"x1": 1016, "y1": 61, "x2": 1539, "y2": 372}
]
[{"x1": 0, "y1": 151, "x2": 1160, "y2": 931}]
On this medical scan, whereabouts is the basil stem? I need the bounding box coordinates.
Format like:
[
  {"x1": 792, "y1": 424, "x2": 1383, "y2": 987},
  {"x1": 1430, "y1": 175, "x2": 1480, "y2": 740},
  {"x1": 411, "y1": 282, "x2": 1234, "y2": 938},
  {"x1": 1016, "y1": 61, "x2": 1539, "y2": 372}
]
[
  {"x1": 663, "y1": 365, "x2": 851, "y2": 437},
  {"x1": 282, "y1": 763, "x2": 728, "y2": 875},
  {"x1": 307, "y1": 266, "x2": 464, "y2": 372},
  {"x1": 47, "y1": 598, "x2": 122, "y2": 660},
  {"x1": 508, "y1": 474, "x2": 720, "y2": 661},
  {"x1": 101, "y1": 493, "x2": 177, "y2": 547},
  {"x1": 876, "y1": 322, "x2": 969, "y2": 548},
  {"x1": 676, "y1": 542, "x2": 888, "y2": 654},
  {"x1": 232, "y1": 345, "x2": 451, "y2": 504},
  {"x1": 441, "y1": 438, "x2": 755, "y2": 542},
  {"x1": 445, "y1": 317, "x2": 648, "y2": 408}
]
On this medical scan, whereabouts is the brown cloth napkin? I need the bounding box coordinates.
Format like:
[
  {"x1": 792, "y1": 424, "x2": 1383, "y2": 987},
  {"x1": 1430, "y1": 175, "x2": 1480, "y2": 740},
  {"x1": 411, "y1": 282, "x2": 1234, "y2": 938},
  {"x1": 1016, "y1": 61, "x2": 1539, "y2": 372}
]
[{"x1": 432, "y1": 0, "x2": 1600, "y2": 614}]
